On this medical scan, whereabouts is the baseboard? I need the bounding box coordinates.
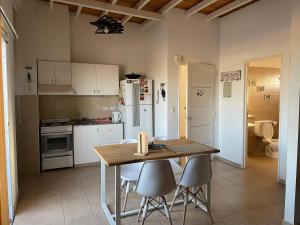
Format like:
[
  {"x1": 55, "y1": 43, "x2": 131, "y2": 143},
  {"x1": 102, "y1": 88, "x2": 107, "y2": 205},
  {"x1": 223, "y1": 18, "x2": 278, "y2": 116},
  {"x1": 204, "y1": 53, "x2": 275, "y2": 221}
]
[
  {"x1": 282, "y1": 220, "x2": 293, "y2": 225},
  {"x1": 75, "y1": 162, "x2": 101, "y2": 167},
  {"x1": 215, "y1": 156, "x2": 243, "y2": 168}
]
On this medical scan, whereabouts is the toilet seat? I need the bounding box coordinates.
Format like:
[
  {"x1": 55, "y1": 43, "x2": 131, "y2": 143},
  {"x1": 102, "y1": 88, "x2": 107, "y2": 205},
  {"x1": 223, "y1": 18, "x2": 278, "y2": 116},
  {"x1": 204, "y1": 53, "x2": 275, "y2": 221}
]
[
  {"x1": 264, "y1": 138, "x2": 279, "y2": 144},
  {"x1": 262, "y1": 123, "x2": 274, "y2": 139},
  {"x1": 262, "y1": 122, "x2": 279, "y2": 158}
]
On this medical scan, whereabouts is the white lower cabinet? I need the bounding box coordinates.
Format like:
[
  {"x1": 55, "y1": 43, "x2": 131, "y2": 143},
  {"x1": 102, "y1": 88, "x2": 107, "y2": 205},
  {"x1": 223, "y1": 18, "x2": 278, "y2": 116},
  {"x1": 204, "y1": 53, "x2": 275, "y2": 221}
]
[{"x1": 74, "y1": 124, "x2": 123, "y2": 165}]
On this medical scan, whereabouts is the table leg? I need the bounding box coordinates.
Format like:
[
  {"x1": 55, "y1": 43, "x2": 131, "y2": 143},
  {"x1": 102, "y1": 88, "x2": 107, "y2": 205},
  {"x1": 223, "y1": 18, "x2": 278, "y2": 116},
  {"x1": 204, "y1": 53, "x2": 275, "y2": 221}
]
[
  {"x1": 115, "y1": 165, "x2": 121, "y2": 225},
  {"x1": 101, "y1": 160, "x2": 106, "y2": 205}
]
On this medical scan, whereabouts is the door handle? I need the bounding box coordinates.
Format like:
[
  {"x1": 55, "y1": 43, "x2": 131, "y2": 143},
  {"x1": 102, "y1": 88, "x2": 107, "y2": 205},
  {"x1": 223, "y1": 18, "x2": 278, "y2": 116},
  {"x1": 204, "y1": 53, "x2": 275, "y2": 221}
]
[{"x1": 186, "y1": 116, "x2": 192, "y2": 120}]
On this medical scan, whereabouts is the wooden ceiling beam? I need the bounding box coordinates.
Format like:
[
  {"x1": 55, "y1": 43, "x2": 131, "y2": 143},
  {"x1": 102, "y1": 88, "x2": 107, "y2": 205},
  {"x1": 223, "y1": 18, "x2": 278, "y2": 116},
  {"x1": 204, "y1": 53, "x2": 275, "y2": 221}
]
[
  {"x1": 50, "y1": 0, "x2": 54, "y2": 9},
  {"x1": 75, "y1": 5, "x2": 82, "y2": 18},
  {"x1": 186, "y1": 0, "x2": 217, "y2": 17},
  {"x1": 159, "y1": 0, "x2": 184, "y2": 13},
  {"x1": 100, "y1": 0, "x2": 119, "y2": 17},
  {"x1": 206, "y1": 0, "x2": 253, "y2": 21},
  {"x1": 121, "y1": 0, "x2": 151, "y2": 25},
  {"x1": 141, "y1": 0, "x2": 183, "y2": 28},
  {"x1": 53, "y1": 0, "x2": 164, "y2": 21}
]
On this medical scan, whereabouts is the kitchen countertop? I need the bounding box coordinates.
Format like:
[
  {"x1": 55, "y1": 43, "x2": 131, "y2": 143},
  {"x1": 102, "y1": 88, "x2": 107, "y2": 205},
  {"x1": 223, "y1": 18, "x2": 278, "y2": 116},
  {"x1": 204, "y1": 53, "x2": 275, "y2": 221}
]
[{"x1": 71, "y1": 119, "x2": 123, "y2": 126}]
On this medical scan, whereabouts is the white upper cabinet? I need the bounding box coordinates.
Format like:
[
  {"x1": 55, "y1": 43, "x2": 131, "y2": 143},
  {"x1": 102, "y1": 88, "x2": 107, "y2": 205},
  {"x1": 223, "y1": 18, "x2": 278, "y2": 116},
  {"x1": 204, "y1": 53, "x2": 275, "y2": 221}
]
[
  {"x1": 72, "y1": 63, "x2": 119, "y2": 96},
  {"x1": 54, "y1": 62, "x2": 72, "y2": 85},
  {"x1": 96, "y1": 64, "x2": 119, "y2": 95},
  {"x1": 38, "y1": 60, "x2": 71, "y2": 85},
  {"x1": 71, "y1": 63, "x2": 96, "y2": 95},
  {"x1": 38, "y1": 61, "x2": 55, "y2": 85}
]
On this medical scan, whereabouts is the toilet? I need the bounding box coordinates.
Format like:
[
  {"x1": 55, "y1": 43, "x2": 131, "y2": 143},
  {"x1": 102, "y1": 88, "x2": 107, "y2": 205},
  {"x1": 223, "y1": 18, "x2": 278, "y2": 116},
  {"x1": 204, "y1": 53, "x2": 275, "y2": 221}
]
[{"x1": 254, "y1": 120, "x2": 279, "y2": 159}]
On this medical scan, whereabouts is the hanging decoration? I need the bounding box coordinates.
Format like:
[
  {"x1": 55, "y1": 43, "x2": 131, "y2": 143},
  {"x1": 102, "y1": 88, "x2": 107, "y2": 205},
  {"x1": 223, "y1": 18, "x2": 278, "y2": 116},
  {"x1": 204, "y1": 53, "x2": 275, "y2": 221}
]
[
  {"x1": 220, "y1": 70, "x2": 241, "y2": 82},
  {"x1": 90, "y1": 15, "x2": 124, "y2": 34}
]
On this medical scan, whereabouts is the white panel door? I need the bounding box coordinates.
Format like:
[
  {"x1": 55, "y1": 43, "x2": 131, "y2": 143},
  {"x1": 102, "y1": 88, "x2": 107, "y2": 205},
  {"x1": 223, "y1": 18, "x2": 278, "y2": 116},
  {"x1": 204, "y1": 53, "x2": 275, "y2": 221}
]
[
  {"x1": 71, "y1": 63, "x2": 97, "y2": 95},
  {"x1": 74, "y1": 125, "x2": 100, "y2": 165},
  {"x1": 54, "y1": 62, "x2": 71, "y2": 85},
  {"x1": 38, "y1": 60, "x2": 55, "y2": 85},
  {"x1": 96, "y1": 64, "x2": 119, "y2": 95},
  {"x1": 186, "y1": 63, "x2": 215, "y2": 146}
]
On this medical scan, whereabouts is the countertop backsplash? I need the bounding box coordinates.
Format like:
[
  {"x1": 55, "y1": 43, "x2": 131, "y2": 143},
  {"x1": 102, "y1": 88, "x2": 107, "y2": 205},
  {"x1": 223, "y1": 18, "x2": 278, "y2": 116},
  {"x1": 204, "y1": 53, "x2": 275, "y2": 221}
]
[{"x1": 39, "y1": 95, "x2": 118, "y2": 120}]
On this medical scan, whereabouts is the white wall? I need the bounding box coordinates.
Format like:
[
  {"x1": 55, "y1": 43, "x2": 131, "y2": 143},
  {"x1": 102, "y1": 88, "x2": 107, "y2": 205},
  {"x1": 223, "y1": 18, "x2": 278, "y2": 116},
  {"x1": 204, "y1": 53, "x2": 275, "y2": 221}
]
[
  {"x1": 70, "y1": 13, "x2": 144, "y2": 76},
  {"x1": 0, "y1": 0, "x2": 19, "y2": 212},
  {"x1": 143, "y1": 22, "x2": 168, "y2": 137},
  {"x1": 218, "y1": 0, "x2": 291, "y2": 182},
  {"x1": 15, "y1": 0, "x2": 37, "y2": 95},
  {"x1": 284, "y1": 1, "x2": 300, "y2": 223},
  {"x1": 165, "y1": 9, "x2": 220, "y2": 139},
  {"x1": 37, "y1": 1, "x2": 70, "y2": 61}
]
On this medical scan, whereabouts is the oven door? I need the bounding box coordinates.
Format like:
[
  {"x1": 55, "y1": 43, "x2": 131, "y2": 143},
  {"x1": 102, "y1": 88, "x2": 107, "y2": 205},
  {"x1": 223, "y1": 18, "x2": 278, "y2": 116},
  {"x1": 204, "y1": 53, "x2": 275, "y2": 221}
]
[{"x1": 41, "y1": 132, "x2": 73, "y2": 158}]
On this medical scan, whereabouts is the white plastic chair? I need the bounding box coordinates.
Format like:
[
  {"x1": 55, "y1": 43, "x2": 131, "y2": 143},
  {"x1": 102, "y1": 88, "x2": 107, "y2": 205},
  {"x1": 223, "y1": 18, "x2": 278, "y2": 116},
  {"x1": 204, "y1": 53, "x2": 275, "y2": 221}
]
[
  {"x1": 152, "y1": 136, "x2": 183, "y2": 177},
  {"x1": 170, "y1": 155, "x2": 213, "y2": 225},
  {"x1": 120, "y1": 139, "x2": 143, "y2": 212},
  {"x1": 136, "y1": 160, "x2": 176, "y2": 225}
]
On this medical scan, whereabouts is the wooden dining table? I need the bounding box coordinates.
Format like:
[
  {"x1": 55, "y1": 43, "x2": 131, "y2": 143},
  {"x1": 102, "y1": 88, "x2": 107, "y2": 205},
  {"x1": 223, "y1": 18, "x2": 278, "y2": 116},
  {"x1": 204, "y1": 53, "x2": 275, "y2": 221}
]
[{"x1": 94, "y1": 138, "x2": 220, "y2": 225}]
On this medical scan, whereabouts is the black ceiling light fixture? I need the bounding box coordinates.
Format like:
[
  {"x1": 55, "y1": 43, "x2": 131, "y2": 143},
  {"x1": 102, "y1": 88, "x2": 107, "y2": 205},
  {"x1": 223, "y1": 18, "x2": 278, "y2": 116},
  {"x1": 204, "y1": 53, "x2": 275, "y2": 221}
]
[{"x1": 90, "y1": 15, "x2": 124, "y2": 34}]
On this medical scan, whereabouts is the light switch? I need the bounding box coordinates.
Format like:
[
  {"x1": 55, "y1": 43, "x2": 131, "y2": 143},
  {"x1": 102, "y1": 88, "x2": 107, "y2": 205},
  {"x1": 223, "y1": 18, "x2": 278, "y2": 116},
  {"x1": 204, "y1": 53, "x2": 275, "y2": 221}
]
[{"x1": 171, "y1": 106, "x2": 176, "y2": 114}]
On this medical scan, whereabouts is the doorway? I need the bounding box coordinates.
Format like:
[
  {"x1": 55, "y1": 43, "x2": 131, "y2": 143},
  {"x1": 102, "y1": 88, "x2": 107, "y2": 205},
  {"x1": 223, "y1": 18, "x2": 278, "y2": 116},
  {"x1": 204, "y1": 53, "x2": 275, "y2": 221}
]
[{"x1": 245, "y1": 56, "x2": 282, "y2": 179}]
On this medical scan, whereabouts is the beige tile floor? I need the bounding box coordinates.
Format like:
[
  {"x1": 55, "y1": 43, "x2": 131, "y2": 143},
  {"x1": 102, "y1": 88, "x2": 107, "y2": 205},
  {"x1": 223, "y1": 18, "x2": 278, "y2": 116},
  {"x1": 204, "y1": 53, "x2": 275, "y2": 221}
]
[{"x1": 13, "y1": 156, "x2": 285, "y2": 225}]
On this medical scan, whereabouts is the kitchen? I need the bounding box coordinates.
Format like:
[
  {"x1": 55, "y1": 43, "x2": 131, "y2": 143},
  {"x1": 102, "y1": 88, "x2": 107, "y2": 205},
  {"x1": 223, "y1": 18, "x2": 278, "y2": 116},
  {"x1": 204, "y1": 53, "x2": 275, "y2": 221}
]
[
  {"x1": 15, "y1": 0, "x2": 149, "y2": 174},
  {"x1": 0, "y1": 0, "x2": 292, "y2": 225}
]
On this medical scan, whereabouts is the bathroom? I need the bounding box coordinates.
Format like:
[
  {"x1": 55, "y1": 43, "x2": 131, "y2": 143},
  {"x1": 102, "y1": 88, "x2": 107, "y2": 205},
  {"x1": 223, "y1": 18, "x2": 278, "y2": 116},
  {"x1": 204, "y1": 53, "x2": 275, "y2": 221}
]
[{"x1": 246, "y1": 56, "x2": 281, "y2": 168}]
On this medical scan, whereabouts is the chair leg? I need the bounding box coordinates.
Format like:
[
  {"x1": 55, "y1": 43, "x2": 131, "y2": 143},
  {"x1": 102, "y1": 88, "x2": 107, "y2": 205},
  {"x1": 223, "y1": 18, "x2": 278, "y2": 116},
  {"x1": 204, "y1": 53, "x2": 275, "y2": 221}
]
[
  {"x1": 162, "y1": 196, "x2": 173, "y2": 225},
  {"x1": 137, "y1": 196, "x2": 146, "y2": 222},
  {"x1": 121, "y1": 179, "x2": 126, "y2": 191},
  {"x1": 170, "y1": 186, "x2": 180, "y2": 212},
  {"x1": 123, "y1": 181, "x2": 131, "y2": 212},
  {"x1": 192, "y1": 187, "x2": 198, "y2": 208},
  {"x1": 182, "y1": 189, "x2": 188, "y2": 225},
  {"x1": 141, "y1": 197, "x2": 149, "y2": 225},
  {"x1": 199, "y1": 188, "x2": 214, "y2": 224}
]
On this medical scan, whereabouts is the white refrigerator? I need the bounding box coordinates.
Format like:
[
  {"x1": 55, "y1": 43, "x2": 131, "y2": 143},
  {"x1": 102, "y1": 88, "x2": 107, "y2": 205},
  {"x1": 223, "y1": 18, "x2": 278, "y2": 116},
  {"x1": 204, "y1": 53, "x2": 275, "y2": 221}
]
[{"x1": 119, "y1": 79, "x2": 153, "y2": 139}]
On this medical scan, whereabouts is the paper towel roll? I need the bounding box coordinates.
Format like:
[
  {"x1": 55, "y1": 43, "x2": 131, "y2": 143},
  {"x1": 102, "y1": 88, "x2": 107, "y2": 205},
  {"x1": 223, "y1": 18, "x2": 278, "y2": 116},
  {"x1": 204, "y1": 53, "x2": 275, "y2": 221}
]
[{"x1": 137, "y1": 132, "x2": 148, "y2": 156}]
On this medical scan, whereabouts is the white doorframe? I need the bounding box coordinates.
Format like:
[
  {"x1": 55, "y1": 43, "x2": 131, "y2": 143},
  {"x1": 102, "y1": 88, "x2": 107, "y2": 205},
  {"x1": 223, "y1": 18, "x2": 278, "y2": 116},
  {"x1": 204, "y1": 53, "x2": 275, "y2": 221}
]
[
  {"x1": 243, "y1": 54, "x2": 283, "y2": 180},
  {"x1": 178, "y1": 63, "x2": 188, "y2": 139}
]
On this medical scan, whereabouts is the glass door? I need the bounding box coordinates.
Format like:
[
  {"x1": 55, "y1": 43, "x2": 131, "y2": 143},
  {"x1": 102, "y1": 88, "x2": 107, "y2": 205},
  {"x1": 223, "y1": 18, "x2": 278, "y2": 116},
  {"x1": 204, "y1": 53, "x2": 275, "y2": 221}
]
[{"x1": 2, "y1": 38, "x2": 13, "y2": 221}]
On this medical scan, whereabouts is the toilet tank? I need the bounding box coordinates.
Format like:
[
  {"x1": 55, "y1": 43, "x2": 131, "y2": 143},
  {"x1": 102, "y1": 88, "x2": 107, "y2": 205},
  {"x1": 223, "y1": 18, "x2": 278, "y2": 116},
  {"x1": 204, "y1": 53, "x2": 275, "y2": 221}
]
[
  {"x1": 254, "y1": 120, "x2": 274, "y2": 137},
  {"x1": 254, "y1": 121, "x2": 263, "y2": 137}
]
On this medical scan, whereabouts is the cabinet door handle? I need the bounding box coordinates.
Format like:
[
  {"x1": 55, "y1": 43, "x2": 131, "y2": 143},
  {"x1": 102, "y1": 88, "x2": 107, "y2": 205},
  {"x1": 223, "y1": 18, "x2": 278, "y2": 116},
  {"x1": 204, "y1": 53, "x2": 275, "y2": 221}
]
[
  {"x1": 98, "y1": 90, "x2": 100, "y2": 94},
  {"x1": 56, "y1": 78, "x2": 59, "y2": 84},
  {"x1": 94, "y1": 90, "x2": 96, "y2": 94},
  {"x1": 52, "y1": 78, "x2": 54, "y2": 84}
]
